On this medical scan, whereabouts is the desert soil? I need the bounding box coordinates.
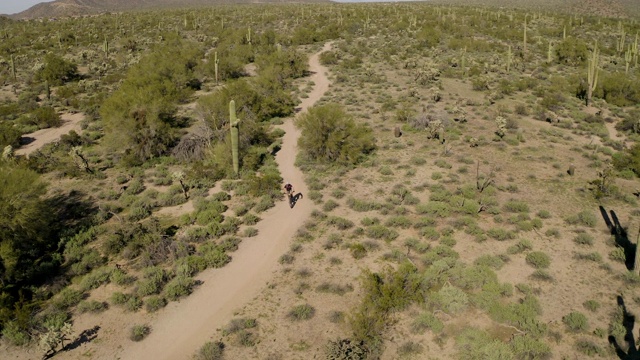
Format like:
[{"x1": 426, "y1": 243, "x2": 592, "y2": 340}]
[{"x1": 15, "y1": 112, "x2": 85, "y2": 156}]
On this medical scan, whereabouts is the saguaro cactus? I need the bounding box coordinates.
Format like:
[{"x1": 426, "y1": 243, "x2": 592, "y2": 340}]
[
  {"x1": 10, "y1": 54, "x2": 16, "y2": 81},
  {"x1": 586, "y1": 42, "x2": 599, "y2": 107},
  {"x1": 523, "y1": 17, "x2": 527, "y2": 54},
  {"x1": 617, "y1": 28, "x2": 626, "y2": 54},
  {"x1": 506, "y1": 45, "x2": 512, "y2": 72},
  {"x1": 103, "y1": 37, "x2": 109, "y2": 55},
  {"x1": 230, "y1": 100, "x2": 240, "y2": 175},
  {"x1": 45, "y1": 80, "x2": 50, "y2": 100},
  {"x1": 214, "y1": 51, "x2": 219, "y2": 85}
]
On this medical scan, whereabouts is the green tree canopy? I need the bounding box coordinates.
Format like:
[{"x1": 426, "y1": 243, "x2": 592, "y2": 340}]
[
  {"x1": 101, "y1": 35, "x2": 202, "y2": 164},
  {"x1": 35, "y1": 53, "x2": 78, "y2": 86},
  {"x1": 296, "y1": 103, "x2": 376, "y2": 165},
  {"x1": 0, "y1": 164, "x2": 54, "y2": 285}
]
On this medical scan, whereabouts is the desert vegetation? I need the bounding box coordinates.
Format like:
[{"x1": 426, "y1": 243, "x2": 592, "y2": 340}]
[{"x1": 0, "y1": 2, "x2": 640, "y2": 359}]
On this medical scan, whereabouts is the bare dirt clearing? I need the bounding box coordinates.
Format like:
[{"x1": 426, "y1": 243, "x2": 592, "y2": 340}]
[{"x1": 15, "y1": 112, "x2": 84, "y2": 156}]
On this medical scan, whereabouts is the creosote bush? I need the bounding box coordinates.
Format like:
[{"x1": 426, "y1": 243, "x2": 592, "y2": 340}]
[
  {"x1": 129, "y1": 324, "x2": 151, "y2": 342},
  {"x1": 287, "y1": 304, "x2": 316, "y2": 321},
  {"x1": 525, "y1": 252, "x2": 551, "y2": 269}
]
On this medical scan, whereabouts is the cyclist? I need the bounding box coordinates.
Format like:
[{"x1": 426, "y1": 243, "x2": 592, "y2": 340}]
[{"x1": 284, "y1": 182, "x2": 293, "y2": 196}]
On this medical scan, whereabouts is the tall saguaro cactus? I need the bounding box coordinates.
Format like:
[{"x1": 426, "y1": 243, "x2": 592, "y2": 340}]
[
  {"x1": 214, "y1": 51, "x2": 219, "y2": 85},
  {"x1": 586, "y1": 42, "x2": 599, "y2": 107},
  {"x1": 10, "y1": 54, "x2": 16, "y2": 81},
  {"x1": 230, "y1": 100, "x2": 240, "y2": 175},
  {"x1": 523, "y1": 17, "x2": 527, "y2": 54}
]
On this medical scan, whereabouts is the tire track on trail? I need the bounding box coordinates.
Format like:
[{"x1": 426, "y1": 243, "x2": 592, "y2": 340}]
[{"x1": 118, "y1": 42, "x2": 332, "y2": 360}]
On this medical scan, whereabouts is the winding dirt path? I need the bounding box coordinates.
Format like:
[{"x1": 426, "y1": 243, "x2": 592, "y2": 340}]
[
  {"x1": 15, "y1": 112, "x2": 84, "y2": 156},
  {"x1": 119, "y1": 42, "x2": 332, "y2": 360}
]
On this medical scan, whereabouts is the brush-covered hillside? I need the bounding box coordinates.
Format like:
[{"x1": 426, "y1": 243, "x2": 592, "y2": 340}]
[{"x1": 0, "y1": 3, "x2": 640, "y2": 360}]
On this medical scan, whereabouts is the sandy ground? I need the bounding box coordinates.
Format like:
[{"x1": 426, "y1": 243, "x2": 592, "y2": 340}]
[
  {"x1": 117, "y1": 42, "x2": 332, "y2": 360},
  {"x1": 15, "y1": 112, "x2": 85, "y2": 156}
]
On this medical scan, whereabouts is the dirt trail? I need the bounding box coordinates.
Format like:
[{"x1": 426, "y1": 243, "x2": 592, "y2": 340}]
[
  {"x1": 118, "y1": 42, "x2": 332, "y2": 360},
  {"x1": 15, "y1": 112, "x2": 84, "y2": 156}
]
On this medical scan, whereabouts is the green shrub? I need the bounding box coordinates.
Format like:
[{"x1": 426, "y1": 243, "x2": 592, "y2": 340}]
[
  {"x1": 536, "y1": 210, "x2": 551, "y2": 219},
  {"x1": 323, "y1": 199, "x2": 339, "y2": 212},
  {"x1": 510, "y1": 335, "x2": 551, "y2": 359},
  {"x1": 437, "y1": 284, "x2": 469, "y2": 314},
  {"x1": 565, "y1": 211, "x2": 597, "y2": 227},
  {"x1": 563, "y1": 311, "x2": 588, "y2": 332},
  {"x1": 30, "y1": 106, "x2": 62, "y2": 128},
  {"x1": 279, "y1": 253, "x2": 295, "y2": 264},
  {"x1": 195, "y1": 341, "x2": 225, "y2": 360},
  {"x1": 583, "y1": 300, "x2": 600, "y2": 312},
  {"x1": 175, "y1": 255, "x2": 208, "y2": 277},
  {"x1": 410, "y1": 313, "x2": 444, "y2": 334},
  {"x1": 136, "y1": 267, "x2": 168, "y2": 297},
  {"x1": 419, "y1": 226, "x2": 440, "y2": 241},
  {"x1": 575, "y1": 339, "x2": 605, "y2": 356},
  {"x1": 573, "y1": 233, "x2": 595, "y2": 246},
  {"x1": 129, "y1": 324, "x2": 151, "y2": 342},
  {"x1": 328, "y1": 216, "x2": 354, "y2": 230},
  {"x1": 416, "y1": 201, "x2": 451, "y2": 217},
  {"x1": 328, "y1": 311, "x2": 345, "y2": 323},
  {"x1": 163, "y1": 276, "x2": 195, "y2": 301},
  {"x1": 35, "y1": 53, "x2": 78, "y2": 85},
  {"x1": 503, "y1": 200, "x2": 529, "y2": 213},
  {"x1": 525, "y1": 252, "x2": 551, "y2": 269},
  {"x1": 474, "y1": 255, "x2": 505, "y2": 270},
  {"x1": 324, "y1": 339, "x2": 368, "y2": 360},
  {"x1": 507, "y1": 239, "x2": 533, "y2": 254},
  {"x1": 316, "y1": 282, "x2": 354, "y2": 296},
  {"x1": 350, "y1": 243, "x2": 367, "y2": 259},
  {"x1": 297, "y1": 103, "x2": 376, "y2": 165},
  {"x1": 223, "y1": 318, "x2": 257, "y2": 335},
  {"x1": 242, "y1": 213, "x2": 261, "y2": 226},
  {"x1": 1, "y1": 321, "x2": 31, "y2": 346},
  {"x1": 126, "y1": 295, "x2": 143, "y2": 312},
  {"x1": 77, "y1": 300, "x2": 108, "y2": 313},
  {"x1": 365, "y1": 225, "x2": 399, "y2": 241},
  {"x1": 288, "y1": 304, "x2": 315, "y2": 321},
  {"x1": 555, "y1": 38, "x2": 588, "y2": 66},
  {"x1": 243, "y1": 227, "x2": 258, "y2": 237},
  {"x1": 486, "y1": 228, "x2": 515, "y2": 241},
  {"x1": 346, "y1": 197, "x2": 382, "y2": 212},
  {"x1": 575, "y1": 252, "x2": 602, "y2": 262},
  {"x1": 253, "y1": 195, "x2": 275, "y2": 213},
  {"x1": 145, "y1": 296, "x2": 167, "y2": 312},
  {"x1": 456, "y1": 328, "x2": 514, "y2": 359},
  {"x1": 397, "y1": 341, "x2": 423, "y2": 356},
  {"x1": 52, "y1": 288, "x2": 84, "y2": 310},
  {"x1": 530, "y1": 270, "x2": 554, "y2": 282},
  {"x1": 609, "y1": 247, "x2": 626, "y2": 263},
  {"x1": 79, "y1": 267, "x2": 113, "y2": 292}
]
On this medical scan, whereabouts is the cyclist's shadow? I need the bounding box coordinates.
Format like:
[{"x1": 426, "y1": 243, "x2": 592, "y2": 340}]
[{"x1": 289, "y1": 192, "x2": 303, "y2": 208}]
